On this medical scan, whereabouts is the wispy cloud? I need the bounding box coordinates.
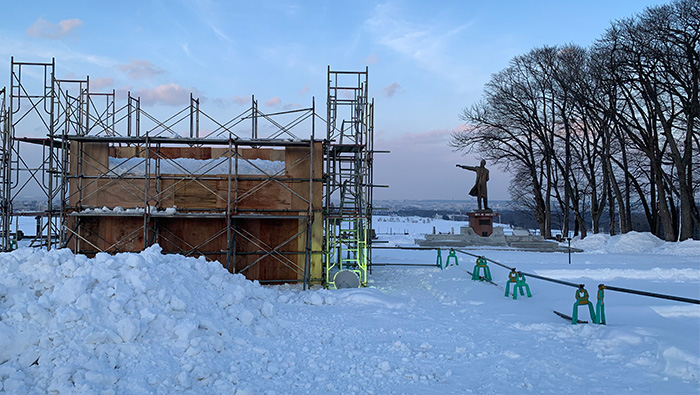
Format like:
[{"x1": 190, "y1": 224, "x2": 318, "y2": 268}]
[
  {"x1": 377, "y1": 127, "x2": 458, "y2": 148},
  {"x1": 27, "y1": 17, "x2": 83, "y2": 39},
  {"x1": 260, "y1": 43, "x2": 323, "y2": 76},
  {"x1": 365, "y1": 2, "x2": 473, "y2": 92},
  {"x1": 283, "y1": 4, "x2": 301, "y2": 16},
  {"x1": 265, "y1": 97, "x2": 281, "y2": 107},
  {"x1": 187, "y1": 0, "x2": 235, "y2": 45},
  {"x1": 210, "y1": 25, "x2": 233, "y2": 44},
  {"x1": 365, "y1": 53, "x2": 379, "y2": 64},
  {"x1": 283, "y1": 103, "x2": 303, "y2": 110},
  {"x1": 134, "y1": 83, "x2": 202, "y2": 106},
  {"x1": 299, "y1": 86, "x2": 310, "y2": 95},
  {"x1": 119, "y1": 60, "x2": 165, "y2": 80},
  {"x1": 90, "y1": 77, "x2": 114, "y2": 91},
  {"x1": 383, "y1": 82, "x2": 403, "y2": 98}
]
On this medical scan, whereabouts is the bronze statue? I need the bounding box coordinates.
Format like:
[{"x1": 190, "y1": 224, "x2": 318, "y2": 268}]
[{"x1": 457, "y1": 160, "x2": 490, "y2": 211}]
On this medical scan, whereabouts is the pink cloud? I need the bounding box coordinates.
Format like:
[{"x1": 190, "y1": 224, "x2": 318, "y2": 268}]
[
  {"x1": 119, "y1": 60, "x2": 165, "y2": 80},
  {"x1": 232, "y1": 95, "x2": 249, "y2": 105},
  {"x1": 299, "y1": 86, "x2": 310, "y2": 95},
  {"x1": 365, "y1": 53, "x2": 378, "y2": 64},
  {"x1": 27, "y1": 17, "x2": 82, "y2": 39},
  {"x1": 90, "y1": 77, "x2": 114, "y2": 91},
  {"x1": 134, "y1": 83, "x2": 202, "y2": 106},
  {"x1": 283, "y1": 103, "x2": 303, "y2": 110},
  {"x1": 265, "y1": 97, "x2": 282, "y2": 107},
  {"x1": 376, "y1": 126, "x2": 458, "y2": 148},
  {"x1": 383, "y1": 82, "x2": 402, "y2": 98}
]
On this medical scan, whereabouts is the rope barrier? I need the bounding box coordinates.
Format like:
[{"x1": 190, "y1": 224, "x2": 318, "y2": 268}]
[
  {"x1": 517, "y1": 271, "x2": 581, "y2": 288},
  {"x1": 453, "y1": 249, "x2": 580, "y2": 288},
  {"x1": 602, "y1": 284, "x2": 700, "y2": 305},
  {"x1": 371, "y1": 263, "x2": 438, "y2": 267},
  {"x1": 449, "y1": 247, "x2": 699, "y2": 321},
  {"x1": 375, "y1": 247, "x2": 700, "y2": 307}
]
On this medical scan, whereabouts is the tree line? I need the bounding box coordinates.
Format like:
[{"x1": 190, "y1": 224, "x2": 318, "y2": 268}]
[{"x1": 451, "y1": 0, "x2": 699, "y2": 241}]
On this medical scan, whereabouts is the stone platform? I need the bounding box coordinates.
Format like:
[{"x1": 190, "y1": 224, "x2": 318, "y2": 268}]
[{"x1": 415, "y1": 226, "x2": 582, "y2": 253}]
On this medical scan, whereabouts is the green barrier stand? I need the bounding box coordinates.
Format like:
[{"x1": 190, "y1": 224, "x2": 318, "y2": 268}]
[
  {"x1": 512, "y1": 271, "x2": 532, "y2": 300},
  {"x1": 505, "y1": 269, "x2": 517, "y2": 297},
  {"x1": 436, "y1": 249, "x2": 443, "y2": 269},
  {"x1": 471, "y1": 256, "x2": 491, "y2": 282},
  {"x1": 446, "y1": 249, "x2": 458, "y2": 268},
  {"x1": 572, "y1": 284, "x2": 595, "y2": 325},
  {"x1": 596, "y1": 284, "x2": 606, "y2": 325}
]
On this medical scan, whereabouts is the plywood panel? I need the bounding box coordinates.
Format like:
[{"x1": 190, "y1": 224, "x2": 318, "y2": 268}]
[
  {"x1": 68, "y1": 216, "x2": 145, "y2": 254},
  {"x1": 234, "y1": 218, "x2": 301, "y2": 282},
  {"x1": 285, "y1": 142, "x2": 323, "y2": 211},
  {"x1": 70, "y1": 141, "x2": 110, "y2": 207},
  {"x1": 233, "y1": 179, "x2": 293, "y2": 211},
  {"x1": 172, "y1": 178, "x2": 222, "y2": 209},
  {"x1": 79, "y1": 178, "x2": 148, "y2": 208},
  {"x1": 154, "y1": 147, "x2": 213, "y2": 160},
  {"x1": 68, "y1": 141, "x2": 323, "y2": 284},
  {"x1": 156, "y1": 217, "x2": 227, "y2": 260},
  {"x1": 240, "y1": 148, "x2": 270, "y2": 160}
]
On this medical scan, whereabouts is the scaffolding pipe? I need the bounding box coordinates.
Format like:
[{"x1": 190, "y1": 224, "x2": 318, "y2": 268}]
[{"x1": 3, "y1": 57, "x2": 325, "y2": 286}]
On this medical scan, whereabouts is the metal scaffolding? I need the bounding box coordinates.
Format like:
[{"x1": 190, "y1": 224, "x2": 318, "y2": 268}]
[
  {"x1": 0, "y1": 86, "x2": 8, "y2": 251},
  {"x1": 0, "y1": 58, "x2": 326, "y2": 288},
  {"x1": 323, "y1": 66, "x2": 375, "y2": 288}
]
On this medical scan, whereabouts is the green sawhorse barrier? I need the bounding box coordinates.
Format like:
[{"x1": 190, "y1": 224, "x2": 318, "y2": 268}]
[
  {"x1": 471, "y1": 256, "x2": 491, "y2": 282},
  {"x1": 437, "y1": 249, "x2": 459, "y2": 270},
  {"x1": 572, "y1": 284, "x2": 596, "y2": 325},
  {"x1": 596, "y1": 284, "x2": 606, "y2": 325},
  {"x1": 505, "y1": 269, "x2": 517, "y2": 296},
  {"x1": 504, "y1": 270, "x2": 532, "y2": 300}
]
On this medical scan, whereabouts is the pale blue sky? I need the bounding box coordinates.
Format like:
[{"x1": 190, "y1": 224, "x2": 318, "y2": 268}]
[{"x1": 1, "y1": 0, "x2": 671, "y2": 200}]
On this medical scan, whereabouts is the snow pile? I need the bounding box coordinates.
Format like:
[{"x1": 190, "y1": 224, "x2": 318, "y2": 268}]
[
  {"x1": 0, "y1": 246, "x2": 283, "y2": 393},
  {"x1": 655, "y1": 238, "x2": 700, "y2": 256},
  {"x1": 109, "y1": 157, "x2": 286, "y2": 176},
  {"x1": 80, "y1": 206, "x2": 146, "y2": 214},
  {"x1": 570, "y1": 231, "x2": 700, "y2": 255},
  {"x1": 80, "y1": 206, "x2": 178, "y2": 215}
]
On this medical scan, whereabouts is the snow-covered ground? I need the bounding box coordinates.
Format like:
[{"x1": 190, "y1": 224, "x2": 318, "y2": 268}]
[{"x1": 1, "y1": 215, "x2": 698, "y2": 394}]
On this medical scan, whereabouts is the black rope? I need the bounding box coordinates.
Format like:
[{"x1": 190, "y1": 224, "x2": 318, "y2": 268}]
[
  {"x1": 454, "y1": 249, "x2": 594, "y2": 289},
  {"x1": 454, "y1": 249, "x2": 513, "y2": 270},
  {"x1": 372, "y1": 263, "x2": 437, "y2": 267},
  {"x1": 603, "y1": 284, "x2": 700, "y2": 305},
  {"x1": 373, "y1": 246, "x2": 441, "y2": 250},
  {"x1": 518, "y1": 271, "x2": 580, "y2": 288}
]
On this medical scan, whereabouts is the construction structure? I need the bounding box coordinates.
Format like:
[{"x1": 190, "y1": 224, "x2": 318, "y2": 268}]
[
  {"x1": 323, "y1": 68, "x2": 374, "y2": 288},
  {"x1": 0, "y1": 58, "x2": 376, "y2": 289}
]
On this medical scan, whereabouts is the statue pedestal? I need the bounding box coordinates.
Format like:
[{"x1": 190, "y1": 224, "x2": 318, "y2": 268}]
[{"x1": 468, "y1": 211, "x2": 498, "y2": 237}]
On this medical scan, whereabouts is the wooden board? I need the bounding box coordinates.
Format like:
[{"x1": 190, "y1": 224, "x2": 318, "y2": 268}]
[
  {"x1": 68, "y1": 141, "x2": 322, "y2": 283},
  {"x1": 233, "y1": 218, "x2": 302, "y2": 281},
  {"x1": 553, "y1": 310, "x2": 588, "y2": 324}
]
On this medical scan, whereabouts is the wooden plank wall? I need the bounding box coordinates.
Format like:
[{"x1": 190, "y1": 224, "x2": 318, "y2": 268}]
[{"x1": 68, "y1": 141, "x2": 323, "y2": 283}]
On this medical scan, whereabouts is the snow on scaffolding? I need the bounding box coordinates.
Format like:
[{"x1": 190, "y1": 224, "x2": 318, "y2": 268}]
[{"x1": 108, "y1": 157, "x2": 286, "y2": 176}]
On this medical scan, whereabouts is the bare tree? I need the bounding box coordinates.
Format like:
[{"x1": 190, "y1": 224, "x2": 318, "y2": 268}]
[
  {"x1": 455, "y1": 0, "x2": 699, "y2": 241},
  {"x1": 595, "y1": 0, "x2": 699, "y2": 240}
]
